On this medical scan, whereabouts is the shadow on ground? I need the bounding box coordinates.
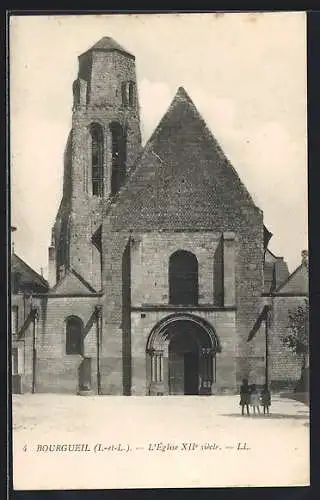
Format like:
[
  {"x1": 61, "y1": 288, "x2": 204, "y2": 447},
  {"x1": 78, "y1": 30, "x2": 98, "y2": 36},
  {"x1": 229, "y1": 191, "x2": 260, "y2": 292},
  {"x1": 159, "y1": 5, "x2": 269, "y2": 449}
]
[
  {"x1": 279, "y1": 392, "x2": 309, "y2": 406},
  {"x1": 221, "y1": 413, "x2": 309, "y2": 420}
]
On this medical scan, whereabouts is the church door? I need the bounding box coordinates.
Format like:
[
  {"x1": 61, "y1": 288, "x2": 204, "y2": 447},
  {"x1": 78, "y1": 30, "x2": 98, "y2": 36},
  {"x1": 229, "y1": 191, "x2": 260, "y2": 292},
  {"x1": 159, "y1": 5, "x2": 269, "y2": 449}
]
[
  {"x1": 168, "y1": 328, "x2": 200, "y2": 395},
  {"x1": 147, "y1": 316, "x2": 218, "y2": 396},
  {"x1": 184, "y1": 352, "x2": 199, "y2": 395},
  {"x1": 169, "y1": 351, "x2": 185, "y2": 395}
]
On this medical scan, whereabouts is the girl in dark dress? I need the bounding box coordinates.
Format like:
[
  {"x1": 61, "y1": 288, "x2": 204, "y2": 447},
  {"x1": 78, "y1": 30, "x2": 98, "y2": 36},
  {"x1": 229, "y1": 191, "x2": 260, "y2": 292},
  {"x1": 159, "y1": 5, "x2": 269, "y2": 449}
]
[
  {"x1": 260, "y1": 384, "x2": 271, "y2": 415},
  {"x1": 240, "y1": 379, "x2": 250, "y2": 415}
]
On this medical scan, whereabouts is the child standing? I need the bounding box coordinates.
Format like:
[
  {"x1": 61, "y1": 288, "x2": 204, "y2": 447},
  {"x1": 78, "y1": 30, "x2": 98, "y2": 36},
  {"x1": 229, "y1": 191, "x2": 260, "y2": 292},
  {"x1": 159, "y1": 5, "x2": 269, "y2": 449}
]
[
  {"x1": 249, "y1": 384, "x2": 260, "y2": 415},
  {"x1": 239, "y1": 379, "x2": 250, "y2": 416},
  {"x1": 260, "y1": 384, "x2": 271, "y2": 415}
]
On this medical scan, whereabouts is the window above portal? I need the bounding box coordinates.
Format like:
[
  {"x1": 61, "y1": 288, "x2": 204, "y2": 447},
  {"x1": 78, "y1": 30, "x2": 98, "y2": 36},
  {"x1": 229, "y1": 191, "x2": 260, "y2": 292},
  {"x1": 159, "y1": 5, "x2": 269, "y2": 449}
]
[{"x1": 169, "y1": 250, "x2": 199, "y2": 305}]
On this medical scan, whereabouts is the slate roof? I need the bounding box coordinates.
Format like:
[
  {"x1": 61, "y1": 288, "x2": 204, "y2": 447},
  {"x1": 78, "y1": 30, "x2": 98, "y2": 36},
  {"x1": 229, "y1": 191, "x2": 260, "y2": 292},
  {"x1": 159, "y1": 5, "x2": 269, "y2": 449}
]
[
  {"x1": 11, "y1": 253, "x2": 49, "y2": 292},
  {"x1": 274, "y1": 261, "x2": 308, "y2": 295},
  {"x1": 107, "y1": 87, "x2": 261, "y2": 231},
  {"x1": 84, "y1": 36, "x2": 134, "y2": 59}
]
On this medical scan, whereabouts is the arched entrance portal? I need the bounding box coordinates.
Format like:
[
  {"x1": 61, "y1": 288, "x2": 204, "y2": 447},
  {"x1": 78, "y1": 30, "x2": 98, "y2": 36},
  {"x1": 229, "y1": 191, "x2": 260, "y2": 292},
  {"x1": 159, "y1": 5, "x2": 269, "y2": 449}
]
[{"x1": 146, "y1": 314, "x2": 221, "y2": 396}]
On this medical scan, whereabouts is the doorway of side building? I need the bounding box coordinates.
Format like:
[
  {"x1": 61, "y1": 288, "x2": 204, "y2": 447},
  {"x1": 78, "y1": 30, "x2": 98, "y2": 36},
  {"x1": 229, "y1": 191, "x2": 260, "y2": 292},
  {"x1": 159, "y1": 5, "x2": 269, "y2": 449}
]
[{"x1": 78, "y1": 357, "x2": 92, "y2": 392}]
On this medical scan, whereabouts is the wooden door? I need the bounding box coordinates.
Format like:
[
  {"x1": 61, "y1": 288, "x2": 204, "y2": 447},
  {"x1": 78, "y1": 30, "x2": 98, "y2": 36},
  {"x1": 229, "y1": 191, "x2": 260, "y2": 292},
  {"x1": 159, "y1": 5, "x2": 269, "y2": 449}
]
[
  {"x1": 184, "y1": 352, "x2": 199, "y2": 395},
  {"x1": 169, "y1": 351, "x2": 184, "y2": 395}
]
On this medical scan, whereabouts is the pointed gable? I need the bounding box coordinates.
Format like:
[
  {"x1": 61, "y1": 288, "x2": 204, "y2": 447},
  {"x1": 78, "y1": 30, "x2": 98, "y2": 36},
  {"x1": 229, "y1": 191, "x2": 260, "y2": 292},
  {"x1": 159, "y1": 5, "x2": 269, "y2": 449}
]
[
  {"x1": 108, "y1": 87, "x2": 261, "y2": 231},
  {"x1": 49, "y1": 269, "x2": 97, "y2": 295},
  {"x1": 274, "y1": 262, "x2": 308, "y2": 296}
]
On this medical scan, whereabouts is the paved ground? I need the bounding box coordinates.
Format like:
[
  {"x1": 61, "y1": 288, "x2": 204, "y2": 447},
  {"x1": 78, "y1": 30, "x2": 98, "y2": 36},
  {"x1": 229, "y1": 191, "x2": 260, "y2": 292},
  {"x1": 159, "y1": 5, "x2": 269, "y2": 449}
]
[{"x1": 12, "y1": 394, "x2": 309, "y2": 490}]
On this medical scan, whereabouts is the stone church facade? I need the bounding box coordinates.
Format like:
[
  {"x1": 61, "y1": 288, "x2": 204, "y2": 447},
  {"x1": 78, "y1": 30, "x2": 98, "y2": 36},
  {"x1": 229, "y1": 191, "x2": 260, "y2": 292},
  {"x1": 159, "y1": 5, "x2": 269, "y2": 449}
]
[{"x1": 11, "y1": 37, "x2": 308, "y2": 396}]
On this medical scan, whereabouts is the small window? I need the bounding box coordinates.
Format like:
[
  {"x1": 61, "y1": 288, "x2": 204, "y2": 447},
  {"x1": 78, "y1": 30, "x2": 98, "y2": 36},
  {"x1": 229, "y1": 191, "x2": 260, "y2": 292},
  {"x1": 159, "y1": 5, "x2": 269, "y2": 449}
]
[
  {"x1": 12, "y1": 346, "x2": 24, "y2": 375},
  {"x1": 11, "y1": 306, "x2": 18, "y2": 335},
  {"x1": 66, "y1": 316, "x2": 84, "y2": 355},
  {"x1": 12, "y1": 347, "x2": 18, "y2": 374}
]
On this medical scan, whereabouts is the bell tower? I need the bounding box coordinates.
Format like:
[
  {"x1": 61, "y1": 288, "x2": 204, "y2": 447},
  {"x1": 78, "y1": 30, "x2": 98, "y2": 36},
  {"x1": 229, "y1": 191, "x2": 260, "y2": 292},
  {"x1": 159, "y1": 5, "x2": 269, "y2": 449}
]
[{"x1": 48, "y1": 37, "x2": 142, "y2": 290}]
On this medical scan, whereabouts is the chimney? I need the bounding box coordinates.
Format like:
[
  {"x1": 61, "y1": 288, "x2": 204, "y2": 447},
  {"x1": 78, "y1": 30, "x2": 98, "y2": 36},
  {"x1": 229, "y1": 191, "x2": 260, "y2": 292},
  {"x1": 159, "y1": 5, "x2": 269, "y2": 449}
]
[
  {"x1": 301, "y1": 250, "x2": 308, "y2": 266},
  {"x1": 11, "y1": 226, "x2": 17, "y2": 255}
]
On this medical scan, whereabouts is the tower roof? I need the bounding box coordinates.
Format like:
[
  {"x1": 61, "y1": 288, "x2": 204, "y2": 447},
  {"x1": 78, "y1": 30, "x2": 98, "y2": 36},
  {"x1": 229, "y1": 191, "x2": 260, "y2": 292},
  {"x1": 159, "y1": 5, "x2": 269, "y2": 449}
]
[
  {"x1": 106, "y1": 86, "x2": 261, "y2": 231},
  {"x1": 84, "y1": 36, "x2": 134, "y2": 59}
]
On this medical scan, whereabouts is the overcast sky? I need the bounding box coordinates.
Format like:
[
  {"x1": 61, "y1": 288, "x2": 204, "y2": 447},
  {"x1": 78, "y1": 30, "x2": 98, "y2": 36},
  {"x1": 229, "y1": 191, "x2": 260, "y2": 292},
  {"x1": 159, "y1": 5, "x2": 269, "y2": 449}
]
[{"x1": 10, "y1": 12, "x2": 307, "y2": 276}]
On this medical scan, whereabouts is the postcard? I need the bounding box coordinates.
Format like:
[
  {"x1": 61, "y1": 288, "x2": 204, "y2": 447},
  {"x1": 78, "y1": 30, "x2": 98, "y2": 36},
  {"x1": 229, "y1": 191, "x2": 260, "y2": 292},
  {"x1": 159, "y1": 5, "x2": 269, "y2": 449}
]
[{"x1": 10, "y1": 12, "x2": 309, "y2": 490}]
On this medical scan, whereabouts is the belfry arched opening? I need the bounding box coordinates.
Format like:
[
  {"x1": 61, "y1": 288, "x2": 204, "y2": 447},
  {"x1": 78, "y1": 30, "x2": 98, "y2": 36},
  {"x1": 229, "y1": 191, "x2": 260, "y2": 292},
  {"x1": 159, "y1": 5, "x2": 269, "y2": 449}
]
[{"x1": 146, "y1": 314, "x2": 221, "y2": 396}]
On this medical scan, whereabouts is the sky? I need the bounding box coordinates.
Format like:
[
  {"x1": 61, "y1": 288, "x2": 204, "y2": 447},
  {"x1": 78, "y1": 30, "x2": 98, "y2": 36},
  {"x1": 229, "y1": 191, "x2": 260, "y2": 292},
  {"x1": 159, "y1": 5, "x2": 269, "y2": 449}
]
[{"x1": 10, "y1": 12, "x2": 307, "y2": 277}]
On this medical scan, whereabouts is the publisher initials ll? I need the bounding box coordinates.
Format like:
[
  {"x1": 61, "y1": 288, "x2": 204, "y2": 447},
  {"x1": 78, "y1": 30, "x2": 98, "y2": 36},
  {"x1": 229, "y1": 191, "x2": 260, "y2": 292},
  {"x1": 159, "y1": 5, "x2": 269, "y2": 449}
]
[{"x1": 237, "y1": 442, "x2": 249, "y2": 450}]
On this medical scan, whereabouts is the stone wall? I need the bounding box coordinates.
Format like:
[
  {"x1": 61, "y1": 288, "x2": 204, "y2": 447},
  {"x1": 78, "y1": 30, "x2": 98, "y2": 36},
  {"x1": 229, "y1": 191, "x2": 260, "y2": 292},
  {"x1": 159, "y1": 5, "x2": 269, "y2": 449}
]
[{"x1": 32, "y1": 295, "x2": 99, "y2": 394}]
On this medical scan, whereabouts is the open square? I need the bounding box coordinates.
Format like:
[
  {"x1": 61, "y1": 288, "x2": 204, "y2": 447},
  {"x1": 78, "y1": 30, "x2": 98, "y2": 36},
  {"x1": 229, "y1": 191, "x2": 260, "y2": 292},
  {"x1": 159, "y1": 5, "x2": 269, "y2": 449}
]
[{"x1": 12, "y1": 394, "x2": 309, "y2": 489}]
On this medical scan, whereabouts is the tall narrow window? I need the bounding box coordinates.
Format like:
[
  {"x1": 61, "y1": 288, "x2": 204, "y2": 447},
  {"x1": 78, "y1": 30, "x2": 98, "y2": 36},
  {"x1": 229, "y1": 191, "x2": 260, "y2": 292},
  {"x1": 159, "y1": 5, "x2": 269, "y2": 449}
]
[
  {"x1": 66, "y1": 316, "x2": 84, "y2": 355},
  {"x1": 72, "y1": 79, "x2": 80, "y2": 107},
  {"x1": 110, "y1": 122, "x2": 127, "y2": 196},
  {"x1": 169, "y1": 250, "x2": 199, "y2": 305},
  {"x1": 11, "y1": 306, "x2": 18, "y2": 335},
  {"x1": 90, "y1": 123, "x2": 104, "y2": 197},
  {"x1": 128, "y1": 81, "x2": 135, "y2": 107},
  {"x1": 121, "y1": 82, "x2": 129, "y2": 107}
]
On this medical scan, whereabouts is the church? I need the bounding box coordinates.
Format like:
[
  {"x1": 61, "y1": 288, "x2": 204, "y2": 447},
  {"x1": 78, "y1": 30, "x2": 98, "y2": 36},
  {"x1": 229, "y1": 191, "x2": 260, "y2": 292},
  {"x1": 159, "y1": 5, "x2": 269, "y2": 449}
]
[{"x1": 11, "y1": 37, "x2": 308, "y2": 396}]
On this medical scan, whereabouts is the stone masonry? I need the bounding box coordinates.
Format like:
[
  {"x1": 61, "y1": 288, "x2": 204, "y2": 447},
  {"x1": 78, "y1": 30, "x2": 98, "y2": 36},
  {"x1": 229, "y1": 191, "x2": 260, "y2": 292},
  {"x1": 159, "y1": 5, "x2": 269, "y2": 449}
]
[{"x1": 11, "y1": 37, "x2": 308, "y2": 395}]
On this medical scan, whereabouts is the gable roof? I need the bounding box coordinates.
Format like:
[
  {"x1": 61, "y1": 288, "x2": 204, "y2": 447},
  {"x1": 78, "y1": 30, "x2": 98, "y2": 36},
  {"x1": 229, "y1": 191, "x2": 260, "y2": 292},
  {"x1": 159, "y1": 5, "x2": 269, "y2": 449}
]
[
  {"x1": 49, "y1": 268, "x2": 98, "y2": 295},
  {"x1": 274, "y1": 262, "x2": 308, "y2": 295},
  {"x1": 11, "y1": 253, "x2": 49, "y2": 291},
  {"x1": 107, "y1": 87, "x2": 261, "y2": 231},
  {"x1": 83, "y1": 36, "x2": 134, "y2": 59}
]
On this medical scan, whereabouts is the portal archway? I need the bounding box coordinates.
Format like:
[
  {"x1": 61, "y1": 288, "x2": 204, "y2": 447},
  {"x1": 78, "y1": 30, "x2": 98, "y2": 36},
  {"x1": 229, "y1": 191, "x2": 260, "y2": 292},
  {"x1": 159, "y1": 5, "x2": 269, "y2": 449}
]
[{"x1": 146, "y1": 313, "x2": 221, "y2": 396}]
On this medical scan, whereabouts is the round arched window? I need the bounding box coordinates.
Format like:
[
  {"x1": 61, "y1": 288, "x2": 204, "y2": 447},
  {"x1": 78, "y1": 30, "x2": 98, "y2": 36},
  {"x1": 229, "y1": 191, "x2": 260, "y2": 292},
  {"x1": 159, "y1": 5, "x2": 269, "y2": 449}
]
[
  {"x1": 169, "y1": 250, "x2": 199, "y2": 305},
  {"x1": 66, "y1": 316, "x2": 84, "y2": 355}
]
